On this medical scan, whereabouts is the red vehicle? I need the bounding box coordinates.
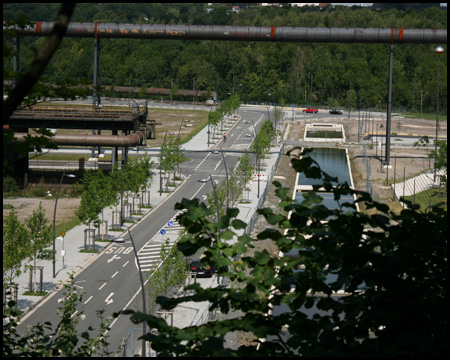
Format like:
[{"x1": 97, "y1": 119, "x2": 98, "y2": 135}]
[{"x1": 303, "y1": 107, "x2": 318, "y2": 113}]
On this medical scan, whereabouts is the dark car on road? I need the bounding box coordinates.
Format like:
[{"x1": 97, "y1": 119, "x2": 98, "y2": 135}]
[
  {"x1": 187, "y1": 260, "x2": 215, "y2": 278},
  {"x1": 329, "y1": 109, "x2": 343, "y2": 115}
]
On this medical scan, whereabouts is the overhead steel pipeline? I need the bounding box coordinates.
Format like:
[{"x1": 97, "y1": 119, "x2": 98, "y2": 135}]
[
  {"x1": 10, "y1": 22, "x2": 447, "y2": 44},
  {"x1": 13, "y1": 126, "x2": 152, "y2": 147}
]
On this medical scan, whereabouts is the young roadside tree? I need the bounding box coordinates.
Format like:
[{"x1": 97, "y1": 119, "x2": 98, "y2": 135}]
[
  {"x1": 430, "y1": 139, "x2": 447, "y2": 188},
  {"x1": 161, "y1": 139, "x2": 184, "y2": 187},
  {"x1": 208, "y1": 110, "x2": 222, "y2": 142},
  {"x1": 121, "y1": 148, "x2": 447, "y2": 357},
  {"x1": 414, "y1": 136, "x2": 447, "y2": 190},
  {"x1": 79, "y1": 169, "x2": 115, "y2": 230},
  {"x1": 3, "y1": 209, "x2": 31, "y2": 296},
  {"x1": 235, "y1": 151, "x2": 253, "y2": 185},
  {"x1": 76, "y1": 185, "x2": 103, "y2": 233},
  {"x1": 273, "y1": 105, "x2": 283, "y2": 135},
  {"x1": 145, "y1": 238, "x2": 188, "y2": 314},
  {"x1": 252, "y1": 119, "x2": 276, "y2": 173},
  {"x1": 24, "y1": 202, "x2": 54, "y2": 294},
  {"x1": 127, "y1": 156, "x2": 154, "y2": 212},
  {"x1": 206, "y1": 180, "x2": 228, "y2": 219}
]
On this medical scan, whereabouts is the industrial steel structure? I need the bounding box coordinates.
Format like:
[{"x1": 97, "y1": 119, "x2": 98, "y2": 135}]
[
  {"x1": 13, "y1": 22, "x2": 447, "y2": 44},
  {"x1": 5, "y1": 105, "x2": 153, "y2": 188},
  {"x1": 7, "y1": 22, "x2": 447, "y2": 171}
]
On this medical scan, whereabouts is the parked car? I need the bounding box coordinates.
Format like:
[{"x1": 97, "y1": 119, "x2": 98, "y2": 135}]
[
  {"x1": 329, "y1": 109, "x2": 343, "y2": 115},
  {"x1": 187, "y1": 260, "x2": 215, "y2": 277},
  {"x1": 206, "y1": 99, "x2": 218, "y2": 106},
  {"x1": 303, "y1": 107, "x2": 318, "y2": 113}
]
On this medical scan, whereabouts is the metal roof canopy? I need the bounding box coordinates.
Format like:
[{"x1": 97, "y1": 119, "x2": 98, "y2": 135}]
[
  {"x1": 12, "y1": 22, "x2": 447, "y2": 44},
  {"x1": 7, "y1": 108, "x2": 144, "y2": 131}
]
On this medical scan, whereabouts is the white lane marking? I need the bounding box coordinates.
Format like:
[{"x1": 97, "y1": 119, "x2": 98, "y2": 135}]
[
  {"x1": 98, "y1": 283, "x2": 107, "y2": 291},
  {"x1": 107, "y1": 254, "x2": 121, "y2": 263},
  {"x1": 105, "y1": 292, "x2": 114, "y2": 305}
]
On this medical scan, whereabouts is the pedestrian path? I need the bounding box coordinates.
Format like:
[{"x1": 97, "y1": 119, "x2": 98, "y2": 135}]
[
  {"x1": 182, "y1": 114, "x2": 241, "y2": 151},
  {"x1": 392, "y1": 168, "x2": 446, "y2": 198}
]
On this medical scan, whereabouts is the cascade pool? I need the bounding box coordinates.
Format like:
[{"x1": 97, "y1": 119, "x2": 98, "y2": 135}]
[
  {"x1": 293, "y1": 147, "x2": 358, "y2": 213},
  {"x1": 297, "y1": 148, "x2": 351, "y2": 187},
  {"x1": 295, "y1": 192, "x2": 356, "y2": 212}
]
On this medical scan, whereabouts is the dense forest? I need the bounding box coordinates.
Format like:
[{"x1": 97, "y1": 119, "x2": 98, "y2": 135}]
[{"x1": 3, "y1": 3, "x2": 448, "y2": 113}]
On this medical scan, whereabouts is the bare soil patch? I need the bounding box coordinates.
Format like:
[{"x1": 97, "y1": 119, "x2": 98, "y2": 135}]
[{"x1": 3, "y1": 197, "x2": 81, "y2": 225}]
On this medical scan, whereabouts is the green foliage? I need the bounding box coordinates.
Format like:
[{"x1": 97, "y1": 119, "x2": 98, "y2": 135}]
[
  {"x1": 252, "y1": 119, "x2": 276, "y2": 158},
  {"x1": 4, "y1": 4, "x2": 446, "y2": 111},
  {"x1": 76, "y1": 184, "x2": 104, "y2": 229},
  {"x1": 25, "y1": 202, "x2": 54, "y2": 262},
  {"x1": 3, "y1": 209, "x2": 30, "y2": 288},
  {"x1": 145, "y1": 238, "x2": 188, "y2": 313},
  {"x1": 206, "y1": 151, "x2": 254, "y2": 216},
  {"x1": 161, "y1": 137, "x2": 185, "y2": 187},
  {"x1": 430, "y1": 139, "x2": 447, "y2": 185},
  {"x1": 77, "y1": 156, "x2": 153, "y2": 228},
  {"x1": 235, "y1": 152, "x2": 253, "y2": 185},
  {"x1": 120, "y1": 148, "x2": 446, "y2": 357},
  {"x1": 414, "y1": 137, "x2": 447, "y2": 186},
  {"x1": 3, "y1": 273, "x2": 112, "y2": 356},
  {"x1": 3, "y1": 175, "x2": 19, "y2": 193}
]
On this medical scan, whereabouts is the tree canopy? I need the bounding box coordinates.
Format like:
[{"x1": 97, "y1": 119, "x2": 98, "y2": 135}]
[{"x1": 3, "y1": 3, "x2": 447, "y2": 112}]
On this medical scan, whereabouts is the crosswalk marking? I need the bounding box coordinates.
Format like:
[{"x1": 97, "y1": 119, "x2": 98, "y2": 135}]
[
  {"x1": 135, "y1": 213, "x2": 183, "y2": 272},
  {"x1": 232, "y1": 143, "x2": 251, "y2": 150}
]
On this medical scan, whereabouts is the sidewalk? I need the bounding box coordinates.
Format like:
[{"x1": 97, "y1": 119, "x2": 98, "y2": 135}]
[
  {"x1": 392, "y1": 168, "x2": 446, "y2": 198},
  {"x1": 12, "y1": 173, "x2": 176, "y2": 314}
]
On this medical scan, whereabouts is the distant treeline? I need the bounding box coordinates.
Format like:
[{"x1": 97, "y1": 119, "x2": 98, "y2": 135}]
[{"x1": 3, "y1": 3, "x2": 447, "y2": 112}]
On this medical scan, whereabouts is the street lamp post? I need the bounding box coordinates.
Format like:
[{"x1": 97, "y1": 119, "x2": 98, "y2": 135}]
[
  {"x1": 53, "y1": 171, "x2": 76, "y2": 278},
  {"x1": 250, "y1": 119, "x2": 260, "y2": 198},
  {"x1": 159, "y1": 130, "x2": 168, "y2": 196},
  {"x1": 207, "y1": 107, "x2": 213, "y2": 147},
  {"x1": 209, "y1": 174, "x2": 222, "y2": 286},
  {"x1": 127, "y1": 229, "x2": 147, "y2": 357},
  {"x1": 385, "y1": 43, "x2": 394, "y2": 166},
  {"x1": 434, "y1": 45, "x2": 444, "y2": 181},
  {"x1": 219, "y1": 147, "x2": 230, "y2": 210}
]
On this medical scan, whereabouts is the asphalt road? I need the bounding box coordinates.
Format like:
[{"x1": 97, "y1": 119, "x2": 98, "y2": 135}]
[{"x1": 16, "y1": 107, "x2": 267, "y2": 355}]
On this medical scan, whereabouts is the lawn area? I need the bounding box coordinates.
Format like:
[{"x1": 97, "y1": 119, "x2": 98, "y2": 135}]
[
  {"x1": 402, "y1": 187, "x2": 447, "y2": 213},
  {"x1": 403, "y1": 112, "x2": 447, "y2": 121}
]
